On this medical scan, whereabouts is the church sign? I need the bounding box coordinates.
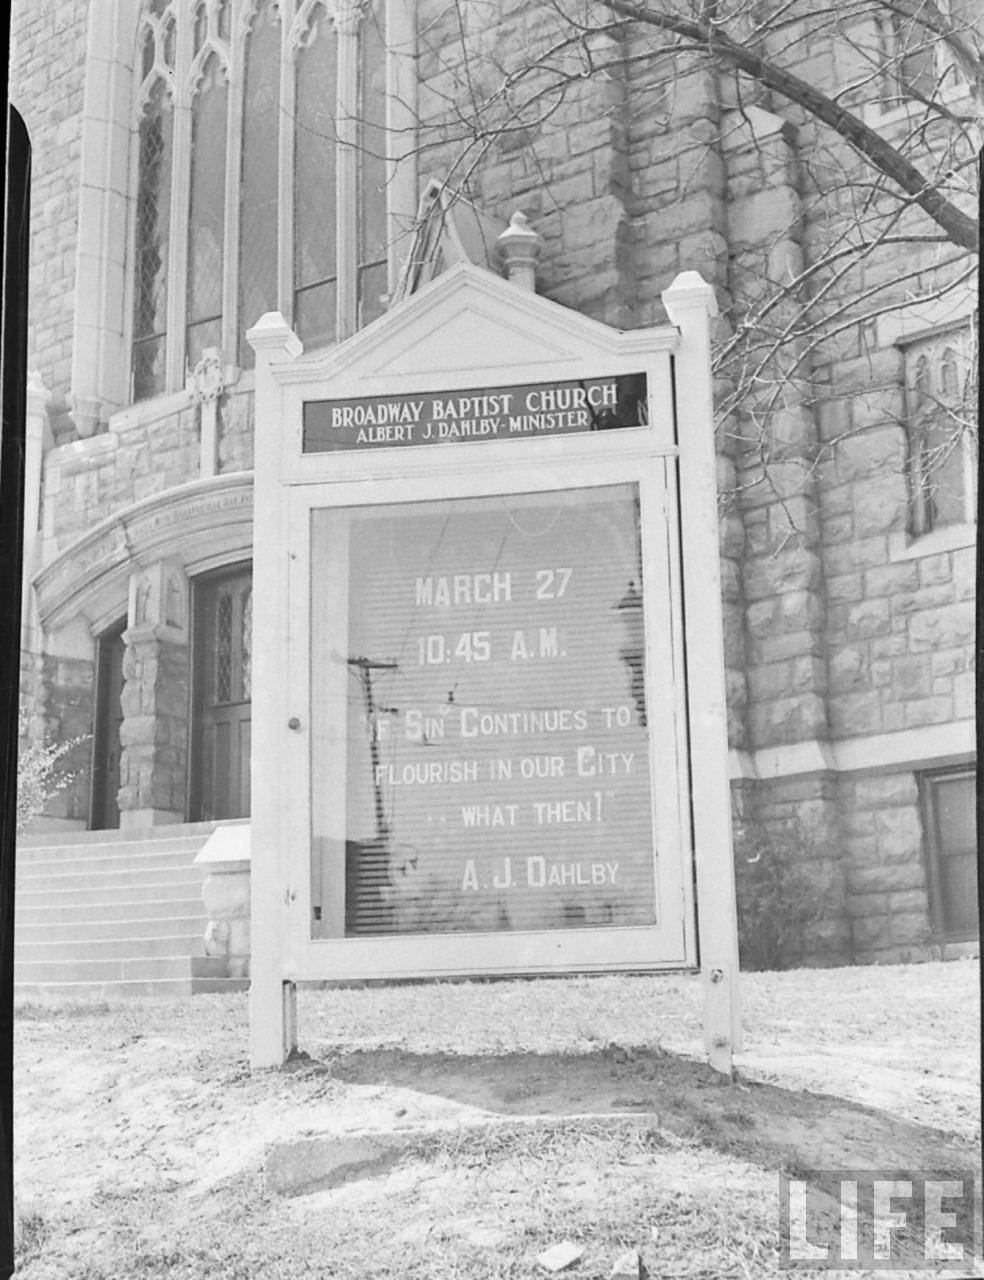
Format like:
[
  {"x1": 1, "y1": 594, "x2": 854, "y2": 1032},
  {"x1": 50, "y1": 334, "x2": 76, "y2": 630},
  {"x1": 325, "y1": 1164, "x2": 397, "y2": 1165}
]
[
  {"x1": 248, "y1": 263, "x2": 740, "y2": 1074},
  {"x1": 302, "y1": 373, "x2": 648, "y2": 451}
]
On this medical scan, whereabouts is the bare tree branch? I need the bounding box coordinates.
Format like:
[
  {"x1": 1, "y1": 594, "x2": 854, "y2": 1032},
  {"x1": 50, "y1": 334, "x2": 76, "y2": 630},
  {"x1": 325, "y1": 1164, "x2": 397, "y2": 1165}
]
[{"x1": 597, "y1": 0, "x2": 979, "y2": 250}]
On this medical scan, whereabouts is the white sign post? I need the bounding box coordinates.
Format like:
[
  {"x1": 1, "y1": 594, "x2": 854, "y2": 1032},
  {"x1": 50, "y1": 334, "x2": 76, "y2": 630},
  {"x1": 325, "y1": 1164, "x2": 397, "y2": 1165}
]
[{"x1": 247, "y1": 263, "x2": 740, "y2": 1073}]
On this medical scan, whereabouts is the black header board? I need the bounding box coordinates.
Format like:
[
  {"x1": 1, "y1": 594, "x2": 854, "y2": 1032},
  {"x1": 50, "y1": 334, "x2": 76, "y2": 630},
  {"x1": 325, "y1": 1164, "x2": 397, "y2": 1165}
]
[{"x1": 302, "y1": 373, "x2": 648, "y2": 452}]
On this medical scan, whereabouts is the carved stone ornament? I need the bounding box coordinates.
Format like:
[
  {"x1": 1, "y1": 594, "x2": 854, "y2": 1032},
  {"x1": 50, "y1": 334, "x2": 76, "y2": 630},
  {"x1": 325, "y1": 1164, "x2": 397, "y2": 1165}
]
[{"x1": 186, "y1": 346, "x2": 226, "y2": 404}]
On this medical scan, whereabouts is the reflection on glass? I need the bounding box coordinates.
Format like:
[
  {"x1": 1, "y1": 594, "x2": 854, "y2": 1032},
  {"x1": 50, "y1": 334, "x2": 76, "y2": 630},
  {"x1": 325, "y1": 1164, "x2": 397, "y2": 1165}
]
[{"x1": 310, "y1": 485, "x2": 657, "y2": 938}]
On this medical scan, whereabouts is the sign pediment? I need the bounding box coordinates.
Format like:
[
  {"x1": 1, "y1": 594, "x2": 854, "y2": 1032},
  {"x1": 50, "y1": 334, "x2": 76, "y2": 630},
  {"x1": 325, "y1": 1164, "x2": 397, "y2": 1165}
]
[{"x1": 275, "y1": 263, "x2": 676, "y2": 394}]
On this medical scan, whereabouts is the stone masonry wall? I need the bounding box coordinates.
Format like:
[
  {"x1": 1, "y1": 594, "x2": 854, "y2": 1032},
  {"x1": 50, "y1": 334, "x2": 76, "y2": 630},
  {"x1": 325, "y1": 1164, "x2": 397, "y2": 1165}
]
[
  {"x1": 743, "y1": 772, "x2": 851, "y2": 966},
  {"x1": 837, "y1": 772, "x2": 934, "y2": 963},
  {"x1": 416, "y1": 0, "x2": 637, "y2": 328},
  {"x1": 118, "y1": 630, "x2": 191, "y2": 819},
  {"x1": 9, "y1": 0, "x2": 88, "y2": 430},
  {"x1": 41, "y1": 383, "x2": 257, "y2": 556}
]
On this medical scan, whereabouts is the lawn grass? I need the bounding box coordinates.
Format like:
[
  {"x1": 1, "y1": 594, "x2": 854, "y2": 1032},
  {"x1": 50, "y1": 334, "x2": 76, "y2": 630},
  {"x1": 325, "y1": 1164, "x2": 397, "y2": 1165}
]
[{"x1": 14, "y1": 962, "x2": 980, "y2": 1278}]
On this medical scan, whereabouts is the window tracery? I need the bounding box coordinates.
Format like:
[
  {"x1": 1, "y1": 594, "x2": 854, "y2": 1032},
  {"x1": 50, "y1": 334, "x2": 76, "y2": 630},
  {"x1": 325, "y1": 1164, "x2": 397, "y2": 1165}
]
[
  {"x1": 131, "y1": 0, "x2": 391, "y2": 401},
  {"x1": 904, "y1": 324, "x2": 978, "y2": 536}
]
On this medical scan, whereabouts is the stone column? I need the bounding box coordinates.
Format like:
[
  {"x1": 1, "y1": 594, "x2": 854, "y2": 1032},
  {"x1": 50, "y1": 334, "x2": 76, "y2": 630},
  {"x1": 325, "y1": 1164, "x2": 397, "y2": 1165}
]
[
  {"x1": 118, "y1": 560, "x2": 191, "y2": 829},
  {"x1": 722, "y1": 106, "x2": 850, "y2": 963}
]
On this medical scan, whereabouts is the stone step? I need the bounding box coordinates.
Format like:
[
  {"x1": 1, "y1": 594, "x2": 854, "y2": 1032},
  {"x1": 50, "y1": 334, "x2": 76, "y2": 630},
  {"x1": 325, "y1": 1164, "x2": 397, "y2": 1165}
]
[
  {"x1": 16, "y1": 914, "x2": 206, "y2": 943},
  {"x1": 14, "y1": 954, "x2": 229, "y2": 985},
  {"x1": 16, "y1": 862, "x2": 207, "y2": 893},
  {"x1": 17, "y1": 879, "x2": 206, "y2": 908},
  {"x1": 12, "y1": 822, "x2": 238, "y2": 997},
  {"x1": 16, "y1": 934, "x2": 208, "y2": 963},
  {"x1": 17, "y1": 847, "x2": 205, "y2": 877},
  {"x1": 14, "y1": 976, "x2": 249, "y2": 999},
  {"x1": 17, "y1": 896, "x2": 206, "y2": 925},
  {"x1": 17, "y1": 821, "x2": 219, "y2": 850}
]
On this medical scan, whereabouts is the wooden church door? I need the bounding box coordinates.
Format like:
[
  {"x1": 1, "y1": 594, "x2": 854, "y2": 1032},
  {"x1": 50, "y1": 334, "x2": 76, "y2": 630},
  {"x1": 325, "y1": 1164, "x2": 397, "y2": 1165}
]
[{"x1": 191, "y1": 567, "x2": 252, "y2": 821}]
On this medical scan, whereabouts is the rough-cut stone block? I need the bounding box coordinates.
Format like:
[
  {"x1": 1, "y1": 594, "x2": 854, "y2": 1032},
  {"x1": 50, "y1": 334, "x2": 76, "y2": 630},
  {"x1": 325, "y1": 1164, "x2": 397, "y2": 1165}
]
[
  {"x1": 748, "y1": 693, "x2": 826, "y2": 746},
  {"x1": 829, "y1": 691, "x2": 882, "y2": 737},
  {"x1": 824, "y1": 536, "x2": 889, "y2": 575},
  {"x1": 846, "y1": 888, "x2": 892, "y2": 916},
  {"x1": 833, "y1": 427, "x2": 905, "y2": 482},
  {"x1": 849, "y1": 862, "x2": 925, "y2": 895},
  {"x1": 889, "y1": 912, "x2": 932, "y2": 945},
  {"x1": 891, "y1": 657, "x2": 930, "y2": 700},
  {"x1": 791, "y1": 655, "x2": 826, "y2": 693},
  {"x1": 873, "y1": 806, "x2": 922, "y2": 859},
  {"x1": 903, "y1": 696, "x2": 953, "y2": 729},
  {"x1": 890, "y1": 583, "x2": 954, "y2": 616},
  {"x1": 908, "y1": 603, "x2": 974, "y2": 652},
  {"x1": 918, "y1": 553, "x2": 952, "y2": 586},
  {"x1": 952, "y1": 547, "x2": 975, "y2": 600},
  {"x1": 953, "y1": 671, "x2": 974, "y2": 717},
  {"x1": 747, "y1": 662, "x2": 791, "y2": 701},
  {"x1": 745, "y1": 598, "x2": 781, "y2": 640},
  {"x1": 852, "y1": 913, "x2": 893, "y2": 949},
  {"x1": 869, "y1": 659, "x2": 891, "y2": 687},
  {"x1": 888, "y1": 889, "x2": 930, "y2": 916},
  {"x1": 747, "y1": 631, "x2": 823, "y2": 665},
  {"x1": 844, "y1": 599, "x2": 890, "y2": 641},
  {"x1": 780, "y1": 589, "x2": 823, "y2": 634},
  {"x1": 851, "y1": 389, "x2": 905, "y2": 431},
  {"x1": 743, "y1": 548, "x2": 821, "y2": 602},
  {"x1": 853, "y1": 483, "x2": 905, "y2": 537},
  {"x1": 826, "y1": 573, "x2": 863, "y2": 603},
  {"x1": 869, "y1": 635, "x2": 907, "y2": 660},
  {"x1": 864, "y1": 562, "x2": 919, "y2": 598},
  {"x1": 828, "y1": 646, "x2": 866, "y2": 693}
]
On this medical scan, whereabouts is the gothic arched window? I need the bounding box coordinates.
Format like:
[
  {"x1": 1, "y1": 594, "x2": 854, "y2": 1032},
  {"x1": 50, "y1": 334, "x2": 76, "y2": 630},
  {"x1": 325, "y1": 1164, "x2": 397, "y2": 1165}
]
[
  {"x1": 905, "y1": 325, "x2": 978, "y2": 536},
  {"x1": 132, "y1": 76, "x2": 174, "y2": 401},
  {"x1": 238, "y1": 0, "x2": 281, "y2": 366},
  {"x1": 187, "y1": 53, "x2": 229, "y2": 369},
  {"x1": 130, "y1": 0, "x2": 396, "y2": 402}
]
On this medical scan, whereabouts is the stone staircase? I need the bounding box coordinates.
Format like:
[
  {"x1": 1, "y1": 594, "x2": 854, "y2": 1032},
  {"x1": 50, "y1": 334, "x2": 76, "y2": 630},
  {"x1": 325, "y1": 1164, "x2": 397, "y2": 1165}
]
[{"x1": 15, "y1": 822, "x2": 248, "y2": 997}]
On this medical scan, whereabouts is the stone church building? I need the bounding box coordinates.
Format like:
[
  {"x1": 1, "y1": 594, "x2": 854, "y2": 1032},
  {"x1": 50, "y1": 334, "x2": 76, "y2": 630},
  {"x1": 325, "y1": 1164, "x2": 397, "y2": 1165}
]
[{"x1": 9, "y1": 0, "x2": 977, "y2": 987}]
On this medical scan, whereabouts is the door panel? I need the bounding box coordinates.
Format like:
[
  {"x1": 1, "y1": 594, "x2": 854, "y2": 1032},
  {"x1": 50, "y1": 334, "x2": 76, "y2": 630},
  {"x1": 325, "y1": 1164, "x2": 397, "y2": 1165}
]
[{"x1": 192, "y1": 567, "x2": 252, "y2": 821}]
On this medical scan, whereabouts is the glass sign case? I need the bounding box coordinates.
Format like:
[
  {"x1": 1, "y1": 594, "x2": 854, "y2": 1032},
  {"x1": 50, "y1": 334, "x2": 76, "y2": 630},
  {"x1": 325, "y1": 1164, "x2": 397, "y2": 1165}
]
[{"x1": 309, "y1": 483, "x2": 661, "y2": 939}]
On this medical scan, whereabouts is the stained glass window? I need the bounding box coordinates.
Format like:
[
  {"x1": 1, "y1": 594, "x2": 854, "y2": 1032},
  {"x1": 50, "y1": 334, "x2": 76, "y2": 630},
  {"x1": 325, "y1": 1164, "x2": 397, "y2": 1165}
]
[
  {"x1": 238, "y1": 0, "x2": 281, "y2": 366},
  {"x1": 906, "y1": 327, "x2": 977, "y2": 535},
  {"x1": 186, "y1": 54, "x2": 228, "y2": 369},
  {"x1": 132, "y1": 80, "x2": 173, "y2": 401},
  {"x1": 241, "y1": 587, "x2": 253, "y2": 700},
  {"x1": 294, "y1": 11, "x2": 339, "y2": 349},
  {"x1": 193, "y1": 2, "x2": 207, "y2": 54},
  {"x1": 358, "y1": 4, "x2": 388, "y2": 327},
  {"x1": 216, "y1": 590, "x2": 233, "y2": 703},
  {"x1": 132, "y1": 0, "x2": 392, "y2": 396}
]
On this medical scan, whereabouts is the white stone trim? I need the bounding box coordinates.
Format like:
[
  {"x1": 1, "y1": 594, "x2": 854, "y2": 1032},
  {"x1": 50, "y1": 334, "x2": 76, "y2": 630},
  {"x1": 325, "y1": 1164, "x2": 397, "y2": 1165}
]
[
  {"x1": 74, "y1": 0, "x2": 412, "y2": 414},
  {"x1": 874, "y1": 284, "x2": 976, "y2": 350},
  {"x1": 33, "y1": 471, "x2": 254, "y2": 630},
  {"x1": 385, "y1": 0, "x2": 418, "y2": 299},
  {"x1": 862, "y1": 75, "x2": 973, "y2": 129},
  {"x1": 889, "y1": 522, "x2": 975, "y2": 561},
  {"x1": 72, "y1": 0, "x2": 137, "y2": 423},
  {"x1": 729, "y1": 719, "x2": 975, "y2": 781}
]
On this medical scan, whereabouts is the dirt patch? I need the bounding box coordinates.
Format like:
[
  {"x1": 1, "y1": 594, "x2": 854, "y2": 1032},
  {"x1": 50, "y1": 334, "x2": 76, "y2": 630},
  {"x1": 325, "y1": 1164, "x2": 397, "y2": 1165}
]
[
  {"x1": 13, "y1": 966, "x2": 981, "y2": 1278},
  {"x1": 311, "y1": 1044, "x2": 978, "y2": 1179}
]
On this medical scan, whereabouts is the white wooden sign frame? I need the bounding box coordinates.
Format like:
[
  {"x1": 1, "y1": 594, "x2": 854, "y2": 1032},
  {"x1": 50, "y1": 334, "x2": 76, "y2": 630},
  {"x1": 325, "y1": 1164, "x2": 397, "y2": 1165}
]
[{"x1": 248, "y1": 263, "x2": 740, "y2": 1073}]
